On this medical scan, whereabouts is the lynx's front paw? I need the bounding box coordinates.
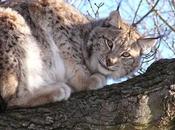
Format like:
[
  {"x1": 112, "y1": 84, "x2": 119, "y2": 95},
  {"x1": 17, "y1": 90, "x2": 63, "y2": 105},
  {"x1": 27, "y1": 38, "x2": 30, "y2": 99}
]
[
  {"x1": 87, "y1": 73, "x2": 106, "y2": 90},
  {"x1": 53, "y1": 83, "x2": 72, "y2": 101}
]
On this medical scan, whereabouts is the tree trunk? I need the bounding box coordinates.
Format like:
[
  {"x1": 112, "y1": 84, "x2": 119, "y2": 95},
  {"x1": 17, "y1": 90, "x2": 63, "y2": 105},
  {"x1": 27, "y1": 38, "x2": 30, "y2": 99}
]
[{"x1": 0, "y1": 59, "x2": 175, "y2": 130}]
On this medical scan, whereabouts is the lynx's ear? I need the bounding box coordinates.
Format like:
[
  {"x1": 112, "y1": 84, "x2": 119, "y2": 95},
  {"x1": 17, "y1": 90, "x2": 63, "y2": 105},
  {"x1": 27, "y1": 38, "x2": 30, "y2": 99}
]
[
  {"x1": 106, "y1": 11, "x2": 122, "y2": 28},
  {"x1": 137, "y1": 38, "x2": 157, "y2": 54}
]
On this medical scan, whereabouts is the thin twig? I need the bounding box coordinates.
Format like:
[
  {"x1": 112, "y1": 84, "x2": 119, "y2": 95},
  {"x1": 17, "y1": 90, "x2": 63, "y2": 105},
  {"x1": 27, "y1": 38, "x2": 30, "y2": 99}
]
[
  {"x1": 162, "y1": 38, "x2": 175, "y2": 55},
  {"x1": 87, "y1": 0, "x2": 104, "y2": 19},
  {"x1": 88, "y1": 0, "x2": 96, "y2": 16},
  {"x1": 132, "y1": 0, "x2": 143, "y2": 25},
  {"x1": 94, "y1": 2, "x2": 104, "y2": 18},
  {"x1": 146, "y1": 0, "x2": 175, "y2": 33},
  {"x1": 116, "y1": 0, "x2": 123, "y2": 11},
  {"x1": 172, "y1": 0, "x2": 175, "y2": 10},
  {"x1": 133, "y1": 0, "x2": 160, "y2": 26}
]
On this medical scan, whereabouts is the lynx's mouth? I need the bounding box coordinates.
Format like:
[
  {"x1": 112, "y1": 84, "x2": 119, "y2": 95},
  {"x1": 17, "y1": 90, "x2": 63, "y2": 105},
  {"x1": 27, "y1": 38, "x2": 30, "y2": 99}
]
[
  {"x1": 99, "y1": 59, "x2": 109, "y2": 70},
  {"x1": 98, "y1": 58, "x2": 117, "y2": 71}
]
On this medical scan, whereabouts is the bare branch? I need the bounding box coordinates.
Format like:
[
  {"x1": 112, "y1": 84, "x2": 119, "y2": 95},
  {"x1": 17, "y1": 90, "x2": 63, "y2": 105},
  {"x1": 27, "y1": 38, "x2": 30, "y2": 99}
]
[
  {"x1": 133, "y1": 0, "x2": 160, "y2": 26},
  {"x1": 1, "y1": 59, "x2": 175, "y2": 130},
  {"x1": 87, "y1": 0, "x2": 104, "y2": 19},
  {"x1": 146, "y1": 0, "x2": 175, "y2": 33},
  {"x1": 94, "y1": 2, "x2": 104, "y2": 18},
  {"x1": 87, "y1": 0, "x2": 96, "y2": 17},
  {"x1": 132, "y1": 0, "x2": 143, "y2": 25}
]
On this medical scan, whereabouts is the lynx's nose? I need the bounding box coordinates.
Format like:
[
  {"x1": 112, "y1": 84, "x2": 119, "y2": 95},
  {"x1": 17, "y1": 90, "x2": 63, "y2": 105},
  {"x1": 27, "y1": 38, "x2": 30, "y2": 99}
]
[{"x1": 106, "y1": 56, "x2": 118, "y2": 66}]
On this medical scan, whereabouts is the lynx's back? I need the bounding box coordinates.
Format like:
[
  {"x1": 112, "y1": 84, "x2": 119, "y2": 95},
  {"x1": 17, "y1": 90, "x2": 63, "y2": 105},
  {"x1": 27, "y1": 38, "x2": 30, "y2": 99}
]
[{"x1": 0, "y1": 0, "x2": 156, "y2": 111}]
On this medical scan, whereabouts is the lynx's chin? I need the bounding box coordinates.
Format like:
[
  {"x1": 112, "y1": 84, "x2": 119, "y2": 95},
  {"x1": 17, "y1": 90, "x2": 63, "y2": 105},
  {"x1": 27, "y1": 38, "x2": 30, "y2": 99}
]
[{"x1": 97, "y1": 61, "x2": 127, "y2": 79}]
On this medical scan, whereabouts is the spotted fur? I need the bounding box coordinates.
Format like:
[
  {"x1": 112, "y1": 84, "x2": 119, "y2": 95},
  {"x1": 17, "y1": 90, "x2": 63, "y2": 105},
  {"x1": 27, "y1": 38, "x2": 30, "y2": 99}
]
[{"x1": 0, "y1": 0, "x2": 156, "y2": 109}]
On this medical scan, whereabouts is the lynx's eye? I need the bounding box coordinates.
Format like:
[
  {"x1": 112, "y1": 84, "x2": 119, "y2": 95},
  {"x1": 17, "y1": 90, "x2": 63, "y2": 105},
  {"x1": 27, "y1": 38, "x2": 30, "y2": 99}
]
[
  {"x1": 105, "y1": 39, "x2": 113, "y2": 49},
  {"x1": 121, "y1": 52, "x2": 131, "y2": 57}
]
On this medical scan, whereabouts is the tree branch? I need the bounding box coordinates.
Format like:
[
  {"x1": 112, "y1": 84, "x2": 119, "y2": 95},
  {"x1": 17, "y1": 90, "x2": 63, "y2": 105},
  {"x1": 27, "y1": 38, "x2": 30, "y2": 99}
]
[
  {"x1": 132, "y1": 0, "x2": 143, "y2": 25},
  {"x1": 146, "y1": 0, "x2": 175, "y2": 33},
  {"x1": 133, "y1": 0, "x2": 160, "y2": 27},
  {"x1": 0, "y1": 59, "x2": 175, "y2": 130}
]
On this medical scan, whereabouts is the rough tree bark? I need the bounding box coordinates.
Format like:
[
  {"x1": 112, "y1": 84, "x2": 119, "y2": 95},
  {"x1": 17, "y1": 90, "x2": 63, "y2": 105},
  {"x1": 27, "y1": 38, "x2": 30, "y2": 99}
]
[{"x1": 0, "y1": 59, "x2": 175, "y2": 130}]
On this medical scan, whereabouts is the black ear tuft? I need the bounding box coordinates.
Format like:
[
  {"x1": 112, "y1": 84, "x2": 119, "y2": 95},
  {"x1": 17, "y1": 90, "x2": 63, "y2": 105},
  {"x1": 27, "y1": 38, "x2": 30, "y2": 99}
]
[{"x1": 0, "y1": 96, "x2": 7, "y2": 113}]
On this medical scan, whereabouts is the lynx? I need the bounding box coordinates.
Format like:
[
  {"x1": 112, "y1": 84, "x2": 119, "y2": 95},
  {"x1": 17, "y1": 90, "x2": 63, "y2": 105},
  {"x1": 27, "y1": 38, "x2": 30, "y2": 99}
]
[{"x1": 0, "y1": 0, "x2": 156, "y2": 111}]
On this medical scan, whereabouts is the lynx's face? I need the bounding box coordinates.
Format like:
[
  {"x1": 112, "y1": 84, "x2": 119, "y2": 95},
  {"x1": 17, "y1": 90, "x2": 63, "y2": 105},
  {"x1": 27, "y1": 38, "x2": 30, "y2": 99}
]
[{"x1": 86, "y1": 11, "x2": 156, "y2": 78}]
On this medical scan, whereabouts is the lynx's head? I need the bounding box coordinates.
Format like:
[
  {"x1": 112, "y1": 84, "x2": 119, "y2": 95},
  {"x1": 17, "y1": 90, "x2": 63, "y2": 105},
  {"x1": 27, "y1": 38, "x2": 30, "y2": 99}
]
[{"x1": 86, "y1": 11, "x2": 156, "y2": 78}]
